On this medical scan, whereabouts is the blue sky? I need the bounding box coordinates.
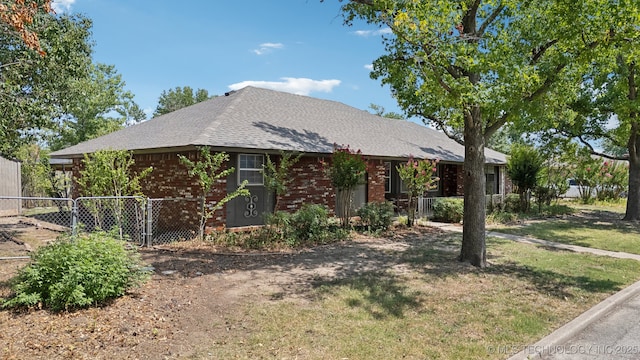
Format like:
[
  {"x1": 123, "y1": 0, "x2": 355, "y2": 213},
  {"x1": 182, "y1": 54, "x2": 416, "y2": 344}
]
[{"x1": 53, "y1": 0, "x2": 406, "y2": 120}]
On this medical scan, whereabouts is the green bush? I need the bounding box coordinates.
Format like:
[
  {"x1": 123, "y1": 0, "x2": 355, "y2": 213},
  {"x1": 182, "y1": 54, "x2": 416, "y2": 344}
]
[
  {"x1": 264, "y1": 211, "x2": 293, "y2": 242},
  {"x1": 357, "y1": 201, "x2": 394, "y2": 233},
  {"x1": 503, "y1": 194, "x2": 522, "y2": 213},
  {"x1": 3, "y1": 231, "x2": 150, "y2": 311},
  {"x1": 432, "y1": 198, "x2": 464, "y2": 223},
  {"x1": 290, "y1": 204, "x2": 330, "y2": 242}
]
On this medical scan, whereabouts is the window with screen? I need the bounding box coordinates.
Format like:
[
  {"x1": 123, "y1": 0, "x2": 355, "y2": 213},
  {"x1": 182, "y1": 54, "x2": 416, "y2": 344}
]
[{"x1": 238, "y1": 154, "x2": 264, "y2": 185}]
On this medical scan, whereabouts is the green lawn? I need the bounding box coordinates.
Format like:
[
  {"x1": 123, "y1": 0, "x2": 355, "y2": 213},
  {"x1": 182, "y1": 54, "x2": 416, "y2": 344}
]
[
  {"x1": 192, "y1": 231, "x2": 640, "y2": 360},
  {"x1": 489, "y1": 202, "x2": 640, "y2": 254}
]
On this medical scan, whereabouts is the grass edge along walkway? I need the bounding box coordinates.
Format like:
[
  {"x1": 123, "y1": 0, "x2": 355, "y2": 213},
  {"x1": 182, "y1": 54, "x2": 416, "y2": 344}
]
[{"x1": 427, "y1": 221, "x2": 640, "y2": 261}]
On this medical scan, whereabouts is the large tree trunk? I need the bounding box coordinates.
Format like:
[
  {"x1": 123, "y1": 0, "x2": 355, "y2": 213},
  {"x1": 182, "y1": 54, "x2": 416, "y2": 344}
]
[
  {"x1": 459, "y1": 105, "x2": 487, "y2": 267},
  {"x1": 623, "y1": 63, "x2": 639, "y2": 221},
  {"x1": 624, "y1": 120, "x2": 640, "y2": 221}
]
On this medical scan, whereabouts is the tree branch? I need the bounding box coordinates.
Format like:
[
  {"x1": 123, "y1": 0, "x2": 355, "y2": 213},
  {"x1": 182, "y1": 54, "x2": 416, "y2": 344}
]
[
  {"x1": 576, "y1": 135, "x2": 629, "y2": 161},
  {"x1": 530, "y1": 39, "x2": 559, "y2": 65},
  {"x1": 414, "y1": 109, "x2": 465, "y2": 145},
  {"x1": 477, "y1": 4, "x2": 505, "y2": 37}
]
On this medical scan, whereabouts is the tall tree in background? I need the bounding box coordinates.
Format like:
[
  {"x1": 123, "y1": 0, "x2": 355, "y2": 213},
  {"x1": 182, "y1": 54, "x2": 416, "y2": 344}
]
[
  {"x1": 50, "y1": 63, "x2": 140, "y2": 151},
  {"x1": 534, "y1": 13, "x2": 640, "y2": 220},
  {"x1": 153, "y1": 86, "x2": 210, "y2": 117},
  {"x1": 368, "y1": 103, "x2": 404, "y2": 119},
  {"x1": 0, "y1": 13, "x2": 93, "y2": 157},
  {"x1": 338, "y1": 0, "x2": 616, "y2": 267},
  {"x1": 1, "y1": 12, "x2": 143, "y2": 156}
]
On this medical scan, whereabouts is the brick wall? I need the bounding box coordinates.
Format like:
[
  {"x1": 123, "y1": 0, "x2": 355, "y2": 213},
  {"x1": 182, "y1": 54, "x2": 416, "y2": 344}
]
[
  {"x1": 69, "y1": 151, "x2": 397, "y2": 228},
  {"x1": 278, "y1": 156, "x2": 336, "y2": 213},
  {"x1": 366, "y1": 159, "x2": 386, "y2": 203},
  {"x1": 71, "y1": 151, "x2": 228, "y2": 228}
]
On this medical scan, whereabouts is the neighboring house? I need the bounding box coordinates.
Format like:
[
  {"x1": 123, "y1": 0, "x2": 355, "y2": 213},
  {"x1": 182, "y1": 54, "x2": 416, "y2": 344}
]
[
  {"x1": 50, "y1": 86, "x2": 508, "y2": 229},
  {"x1": 0, "y1": 156, "x2": 22, "y2": 216}
]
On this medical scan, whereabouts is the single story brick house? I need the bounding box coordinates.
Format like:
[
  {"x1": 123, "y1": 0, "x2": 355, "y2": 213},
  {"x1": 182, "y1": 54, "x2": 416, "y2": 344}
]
[{"x1": 50, "y1": 86, "x2": 509, "y2": 229}]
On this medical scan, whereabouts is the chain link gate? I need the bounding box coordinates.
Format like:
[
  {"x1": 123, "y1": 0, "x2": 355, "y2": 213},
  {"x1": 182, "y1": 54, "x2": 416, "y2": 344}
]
[{"x1": 1, "y1": 196, "x2": 206, "y2": 247}]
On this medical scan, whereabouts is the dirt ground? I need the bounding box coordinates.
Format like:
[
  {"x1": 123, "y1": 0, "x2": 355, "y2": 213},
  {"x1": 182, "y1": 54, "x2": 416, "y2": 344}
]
[{"x1": 0, "y1": 216, "x2": 449, "y2": 360}]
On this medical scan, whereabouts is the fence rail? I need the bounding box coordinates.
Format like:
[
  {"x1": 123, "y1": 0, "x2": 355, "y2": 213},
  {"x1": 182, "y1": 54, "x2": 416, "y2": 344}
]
[
  {"x1": 0, "y1": 196, "x2": 204, "y2": 247},
  {"x1": 417, "y1": 194, "x2": 505, "y2": 219}
]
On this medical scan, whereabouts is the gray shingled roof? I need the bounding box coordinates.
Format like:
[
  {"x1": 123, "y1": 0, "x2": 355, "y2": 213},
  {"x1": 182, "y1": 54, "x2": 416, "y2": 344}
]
[{"x1": 50, "y1": 86, "x2": 507, "y2": 164}]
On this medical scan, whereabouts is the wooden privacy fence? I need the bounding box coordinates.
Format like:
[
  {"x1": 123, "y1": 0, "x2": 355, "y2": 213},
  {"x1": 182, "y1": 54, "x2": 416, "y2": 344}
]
[{"x1": 0, "y1": 157, "x2": 21, "y2": 216}]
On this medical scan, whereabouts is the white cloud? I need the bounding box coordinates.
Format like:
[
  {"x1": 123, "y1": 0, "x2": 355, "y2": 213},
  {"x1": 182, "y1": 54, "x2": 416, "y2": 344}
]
[
  {"x1": 364, "y1": 64, "x2": 374, "y2": 71},
  {"x1": 354, "y1": 27, "x2": 393, "y2": 37},
  {"x1": 228, "y1": 78, "x2": 341, "y2": 96},
  {"x1": 52, "y1": 0, "x2": 75, "y2": 13},
  {"x1": 252, "y1": 42, "x2": 284, "y2": 55}
]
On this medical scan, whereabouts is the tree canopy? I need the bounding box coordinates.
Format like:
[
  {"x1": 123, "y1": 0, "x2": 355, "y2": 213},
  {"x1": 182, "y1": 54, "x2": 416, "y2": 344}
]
[
  {"x1": 0, "y1": 12, "x2": 142, "y2": 157},
  {"x1": 338, "y1": 0, "x2": 621, "y2": 267},
  {"x1": 153, "y1": 86, "x2": 211, "y2": 117}
]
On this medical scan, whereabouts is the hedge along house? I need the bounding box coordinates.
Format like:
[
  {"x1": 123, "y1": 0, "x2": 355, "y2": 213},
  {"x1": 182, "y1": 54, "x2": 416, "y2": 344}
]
[{"x1": 50, "y1": 86, "x2": 508, "y2": 229}]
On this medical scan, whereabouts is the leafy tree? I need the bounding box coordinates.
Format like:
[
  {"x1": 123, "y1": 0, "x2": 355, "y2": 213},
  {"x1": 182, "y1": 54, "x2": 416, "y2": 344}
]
[
  {"x1": 49, "y1": 63, "x2": 139, "y2": 151},
  {"x1": 263, "y1": 151, "x2": 302, "y2": 212},
  {"x1": 323, "y1": 144, "x2": 366, "y2": 228},
  {"x1": 506, "y1": 145, "x2": 543, "y2": 212},
  {"x1": 0, "y1": 0, "x2": 53, "y2": 54},
  {"x1": 0, "y1": 13, "x2": 94, "y2": 157},
  {"x1": 153, "y1": 86, "x2": 210, "y2": 117},
  {"x1": 78, "y1": 149, "x2": 152, "y2": 236},
  {"x1": 368, "y1": 103, "x2": 404, "y2": 119},
  {"x1": 337, "y1": 0, "x2": 615, "y2": 267},
  {"x1": 178, "y1": 147, "x2": 250, "y2": 238},
  {"x1": 15, "y1": 143, "x2": 52, "y2": 197},
  {"x1": 572, "y1": 152, "x2": 600, "y2": 204},
  {"x1": 396, "y1": 156, "x2": 439, "y2": 227},
  {"x1": 536, "y1": 17, "x2": 640, "y2": 219}
]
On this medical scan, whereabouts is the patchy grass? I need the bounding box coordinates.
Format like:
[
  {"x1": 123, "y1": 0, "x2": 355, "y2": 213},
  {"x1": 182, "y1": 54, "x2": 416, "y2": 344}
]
[
  {"x1": 194, "y1": 233, "x2": 640, "y2": 360},
  {"x1": 489, "y1": 203, "x2": 640, "y2": 254}
]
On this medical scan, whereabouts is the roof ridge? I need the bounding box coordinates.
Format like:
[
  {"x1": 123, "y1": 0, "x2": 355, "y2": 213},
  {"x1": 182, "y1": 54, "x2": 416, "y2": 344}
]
[{"x1": 191, "y1": 87, "x2": 248, "y2": 146}]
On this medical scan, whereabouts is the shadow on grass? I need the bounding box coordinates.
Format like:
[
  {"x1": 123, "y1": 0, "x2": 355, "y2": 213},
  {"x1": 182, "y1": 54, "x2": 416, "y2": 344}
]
[
  {"x1": 312, "y1": 271, "x2": 423, "y2": 319},
  {"x1": 485, "y1": 262, "x2": 623, "y2": 299}
]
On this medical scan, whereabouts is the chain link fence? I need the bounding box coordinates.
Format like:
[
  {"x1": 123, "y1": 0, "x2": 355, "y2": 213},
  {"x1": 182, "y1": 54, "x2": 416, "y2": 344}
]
[
  {"x1": 74, "y1": 196, "x2": 147, "y2": 245},
  {"x1": 147, "y1": 198, "x2": 202, "y2": 245},
  {"x1": 0, "y1": 196, "x2": 205, "y2": 247},
  {"x1": 0, "y1": 197, "x2": 73, "y2": 232}
]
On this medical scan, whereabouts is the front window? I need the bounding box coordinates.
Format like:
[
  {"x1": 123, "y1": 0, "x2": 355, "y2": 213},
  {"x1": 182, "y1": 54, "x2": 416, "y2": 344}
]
[
  {"x1": 238, "y1": 154, "x2": 264, "y2": 185},
  {"x1": 384, "y1": 162, "x2": 391, "y2": 193}
]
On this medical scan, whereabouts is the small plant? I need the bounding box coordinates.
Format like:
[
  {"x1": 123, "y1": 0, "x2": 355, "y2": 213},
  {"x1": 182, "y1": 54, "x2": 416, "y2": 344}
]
[
  {"x1": 432, "y1": 198, "x2": 464, "y2": 223},
  {"x1": 3, "y1": 231, "x2": 150, "y2": 311},
  {"x1": 264, "y1": 211, "x2": 293, "y2": 241},
  {"x1": 323, "y1": 144, "x2": 367, "y2": 228},
  {"x1": 263, "y1": 151, "x2": 302, "y2": 211},
  {"x1": 179, "y1": 147, "x2": 250, "y2": 238},
  {"x1": 290, "y1": 204, "x2": 330, "y2": 242},
  {"x1": 503, "y1": 194, "x2": 522, "y2": 213},
  {"x1": 357, "y1": 201, "x2": 394, "y2": 233},
  {"x1": 506, "y1": 145, "x2": 543, "y2": 212},
  {"x1": 396, "y1": 156, "x2": 439, "y2": 227}
]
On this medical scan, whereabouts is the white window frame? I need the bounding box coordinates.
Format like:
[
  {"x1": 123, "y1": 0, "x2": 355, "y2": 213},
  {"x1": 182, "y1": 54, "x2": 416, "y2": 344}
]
[
  {"x1": 238, "y1": 154, "x2": 264, "y2": 186},
  {"x1": 384, "y1": 162, "x2": 391, "y2": 194}
]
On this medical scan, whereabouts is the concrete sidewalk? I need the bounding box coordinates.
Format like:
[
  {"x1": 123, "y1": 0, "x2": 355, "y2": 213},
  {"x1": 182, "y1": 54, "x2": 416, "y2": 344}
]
[{"x1": 426, "y1": 221, "x2": 640, "y2": 360}]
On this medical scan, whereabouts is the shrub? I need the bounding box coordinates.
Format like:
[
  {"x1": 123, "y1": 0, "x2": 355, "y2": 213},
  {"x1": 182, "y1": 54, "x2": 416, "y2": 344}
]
[
  {"x1": 486, "y1": 211, "x2": 519, "y2": 224},
  {"x1": 503, "y1": 193, "x2": 522, "y2": 213},
  {"x1": 3, "y1": 231, "x2": 150, "y2": 311},
  {"x1": 432, "y1": 198, "x2": 464, "y2": 223},
  {"x1": 357, "y1": 201, "x2": 394, "y2": 233},
  {"x1": 290, "y1": 204, "x2": 330, "y2": 242},
  {"x1": 264, "y1": 211, "x2": 293, "y2": 241}
]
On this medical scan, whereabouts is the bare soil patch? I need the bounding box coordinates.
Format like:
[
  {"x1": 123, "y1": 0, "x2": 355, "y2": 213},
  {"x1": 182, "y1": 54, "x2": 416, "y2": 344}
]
[{"x1": 0, "y1": 222, "x2": 447, "y2": 360}]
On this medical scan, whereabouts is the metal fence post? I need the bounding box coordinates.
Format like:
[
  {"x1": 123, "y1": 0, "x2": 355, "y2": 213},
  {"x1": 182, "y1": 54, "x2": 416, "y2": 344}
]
[
  {"x1": 146, "y1": 199, "x2": 153, "y2": 247},
  {"x1": 71, "y1": 198, "x2": 78, "y2": 236}
]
